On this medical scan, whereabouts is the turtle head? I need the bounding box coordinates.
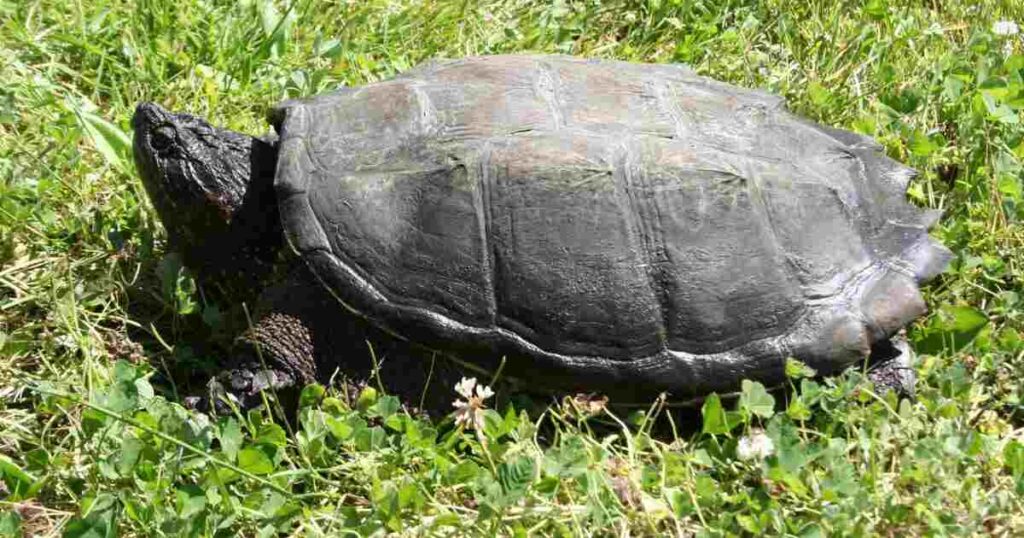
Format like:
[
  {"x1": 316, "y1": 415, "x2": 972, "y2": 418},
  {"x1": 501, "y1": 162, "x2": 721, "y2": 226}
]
[{"x1": 133, "y1": 102, "x2": 281, "y2": 288}]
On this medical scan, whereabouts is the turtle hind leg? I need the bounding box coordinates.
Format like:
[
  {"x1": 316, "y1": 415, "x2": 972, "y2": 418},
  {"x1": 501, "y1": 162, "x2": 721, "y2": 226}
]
[{"x1": 866, "y1": 337, "x2": 916, "y2": 399}]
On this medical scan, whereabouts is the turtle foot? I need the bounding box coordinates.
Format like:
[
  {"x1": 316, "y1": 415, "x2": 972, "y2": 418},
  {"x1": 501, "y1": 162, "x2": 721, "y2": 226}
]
[
  {"x1": 867, "y1": 337, "x2": 916, "y2": 399},
  {"x1": 183, "y1": 368, "x2": 300, "y2": 415}
]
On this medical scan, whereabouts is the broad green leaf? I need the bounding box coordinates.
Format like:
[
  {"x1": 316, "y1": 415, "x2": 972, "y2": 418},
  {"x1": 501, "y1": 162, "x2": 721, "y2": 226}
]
[
  {"x1": 785, "y1": 358, "x2": 816, "y2": 380},
  {"x1": 807, "y1": 81, "x2": 832, "y2": 107},
  {"x1": 133, "y1": 378, "x2": 154, "y2": 401},
  {"x1": 665, "y1": 487, "x2": 694, "y2": 517},
  {"x1": 977, "y1": 93, "x2": 1020, "y2": 124},
  {"x1": 258, "y1": 0, "x2": 281, "y2": 36},
  {"x1": 321, "y1": 397, "x2": 348, "y2": 416},
  {"x1": 908, "y1": 130, "x2": 939, "y2": 157},
  {"x1": 74, "y1": 105, "x2": 132, "y2": 171},
  {"x1": 104, "y1": 381, "x2": 138, "y2": 413},
  {"x1": 354, "y1": 425, "x2": 385, "y2": 451},
  {"x1": 219, "y1": 418, "x2": 243, "y2": 461},
  {"x1": 498, "y1": 456, "x2": 535, "y2": 500},
  {"x1": 62, "y1": 515, "x2": 114, "y2": 538},
  {"x1": 694, "y1": 475, "x2": 718, "y2": 499},
  {"x1": 0, "y1": 456, "x2": 36, "y2": 499},
  {"x1": 430, "y1": 513, "x2": 462, "y2": 529},
  {"x1": 737, "y1": 513, "x2": 766, "y2": 534},
  {"x1": 24, "y1": 449, "x2": 48, "y2": 471},
  {"x1": 237, "y1": 447, "x2": 275, "y2": 475},
  {"x1": 543, "y1": 436, "x2": 588, "y2": 478},
  {"x1": 482, "y1": 409, "x2": 507, "y2": 440},
  {"x1": 405, "y1": 421, "x2": 437, "y2": 447},
  {"x1": 445, "y1": 460, "x2": 480, "y2": 485},
  {"x1": 324, "y1": 415, "x2": 354, "y2": 441},
  {"x1": 118, "y1": 437, "x2": 143, "y2": 477},
  {"x1": 800, "y1": 524, "x2": 826, "y2": 538},
  {"x1": 397, "y1": 480, "x2": 423, "y2": 510},
  {"x1": 314, "y1": 37, "x2": 342, "y2": 58},
  {"x1": 176, "y1": 486, "x2": 207, "y2": 518},
  {"x1": 356, "y1": 386, "x2": 378, "y2": 412},
  {"x1": 915, "y1": 305, "x2": 989, "y2": 354},
  {"x1": 256, "y1": 424, "x2": 287, "y2": 447},
  {"x1": 257, "y1": 491, "x2": 289, "y2": 520},
  {"x1": 65, "y1": 494, "x2": 117, "y2": 538},
  {"x1": 0, "y1": 511, "x2": 21, "y2": 537},
  {"x1": 1005, "y1": 440, "x2": 1024, "y2": 477},
  {"x1": 739, "y1": 380, "x2": 775, "y2": 419},
  {"x1": 368, "y1": 395, "x2": 400, "y2": 418},
  {"x1": 299, "y1": 384, "x2": 325, "y2": 408},
  {"x1": 786, "y1": 396, "x2": 812, "y2": 421},
  {"x1": 998, "y1": 175, "x2": 1022, "y2": 202},
  {"x1": 701, "y1": 394, "x2": 739, "y2": 435},
  {"x1": 822, "y1": 460, "x2": 858, "y2": 497},
  {"x1": 1006, "y1": 54, "x2": 1024, "y2": 73},
  {"x1": 372, "y1": 484, "x2": 402, "y2": 532},
  {"x1": 767, "y1": 466, "x2": 809, "y2": 497},
  {"x1": 980, "y1": 78, "x2": 1011, "y2": 100},
  {"x1": 942, "y1": 75, "x2": 966, "y2": 100},
  {"x1": 691, "y1": 449, "x2": 714, "y2": 468},
  {"x1": 113, "y1": 360, "x2": 136, "y2": 383},
  {"x1": 534, "y1": 476, "x2": 560, "y2": 495},
  {"x1": 81, "y1": 408, "x2": 109, "y2": 435},
  {"x1": 768, "y1": 417, "x2": 816, "y2": 473},
  {"x1": 256, "y1": 0, "x2": 294, "y2": 59},
  {"x1": 383, "y1": 414, "x2": 405, "y2": 432}
]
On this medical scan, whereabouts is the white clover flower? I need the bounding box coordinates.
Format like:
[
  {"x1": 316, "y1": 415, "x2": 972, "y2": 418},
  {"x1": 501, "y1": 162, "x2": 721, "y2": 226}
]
[
  {"x1": 452, "y1": 377, "x2": 494, "y2": 431},
  {"x1": 736, "y1": 429, "x2": 775, "y2": 461},
  {"x1": 993, "y1": 20, "x2": 1020, "y2": 36}
]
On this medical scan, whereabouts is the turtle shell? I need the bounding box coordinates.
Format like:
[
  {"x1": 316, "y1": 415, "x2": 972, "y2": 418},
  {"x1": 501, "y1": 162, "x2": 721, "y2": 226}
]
[{"x1": 272, "y1": 55, "x2": 951, "y2": 398}]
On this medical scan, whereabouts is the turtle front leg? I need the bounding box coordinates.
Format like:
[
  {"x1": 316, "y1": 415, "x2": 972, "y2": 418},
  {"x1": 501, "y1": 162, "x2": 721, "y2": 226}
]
[
  {"x1": 188, "y1": 269, "x2": 322, "y2": 414},
  {"x1": 208, "y1": 311, "x2": 318, "y2": 412},
  {"x1": 187, "y1": 264, "x2": 482, "y2": 416}
]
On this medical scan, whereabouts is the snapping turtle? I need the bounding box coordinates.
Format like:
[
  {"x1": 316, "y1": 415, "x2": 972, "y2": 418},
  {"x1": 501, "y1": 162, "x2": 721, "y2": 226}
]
[{"x1": 132, "y1": 55, "x2": 950, "y2": 410}]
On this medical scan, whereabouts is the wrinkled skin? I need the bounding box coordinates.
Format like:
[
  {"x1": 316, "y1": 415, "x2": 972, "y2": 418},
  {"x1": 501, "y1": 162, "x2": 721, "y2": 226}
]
[{"x1": 133, "y1": 103, "x2": 281, "y2": 296}]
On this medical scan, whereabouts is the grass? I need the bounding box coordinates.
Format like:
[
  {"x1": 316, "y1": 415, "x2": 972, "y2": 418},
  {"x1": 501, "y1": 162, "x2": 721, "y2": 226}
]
[{"x1": 3, "y1": 0, "x2": 1024, "y2": 535}]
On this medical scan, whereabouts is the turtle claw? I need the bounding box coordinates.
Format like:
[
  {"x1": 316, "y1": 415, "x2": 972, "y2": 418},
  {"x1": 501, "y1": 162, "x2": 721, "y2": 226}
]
[
  {"x1": 181, "y1": 376, "x2": 239, "y2": 415},
  {"x1": 183, "y1": 368, "x2": 299, "y2": 415}
]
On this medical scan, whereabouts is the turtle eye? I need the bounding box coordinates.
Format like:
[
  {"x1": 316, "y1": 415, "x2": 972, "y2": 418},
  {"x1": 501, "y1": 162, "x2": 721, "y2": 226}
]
[{"x1": 150, "y1": 125, "x2": 176, "y2": 152}]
